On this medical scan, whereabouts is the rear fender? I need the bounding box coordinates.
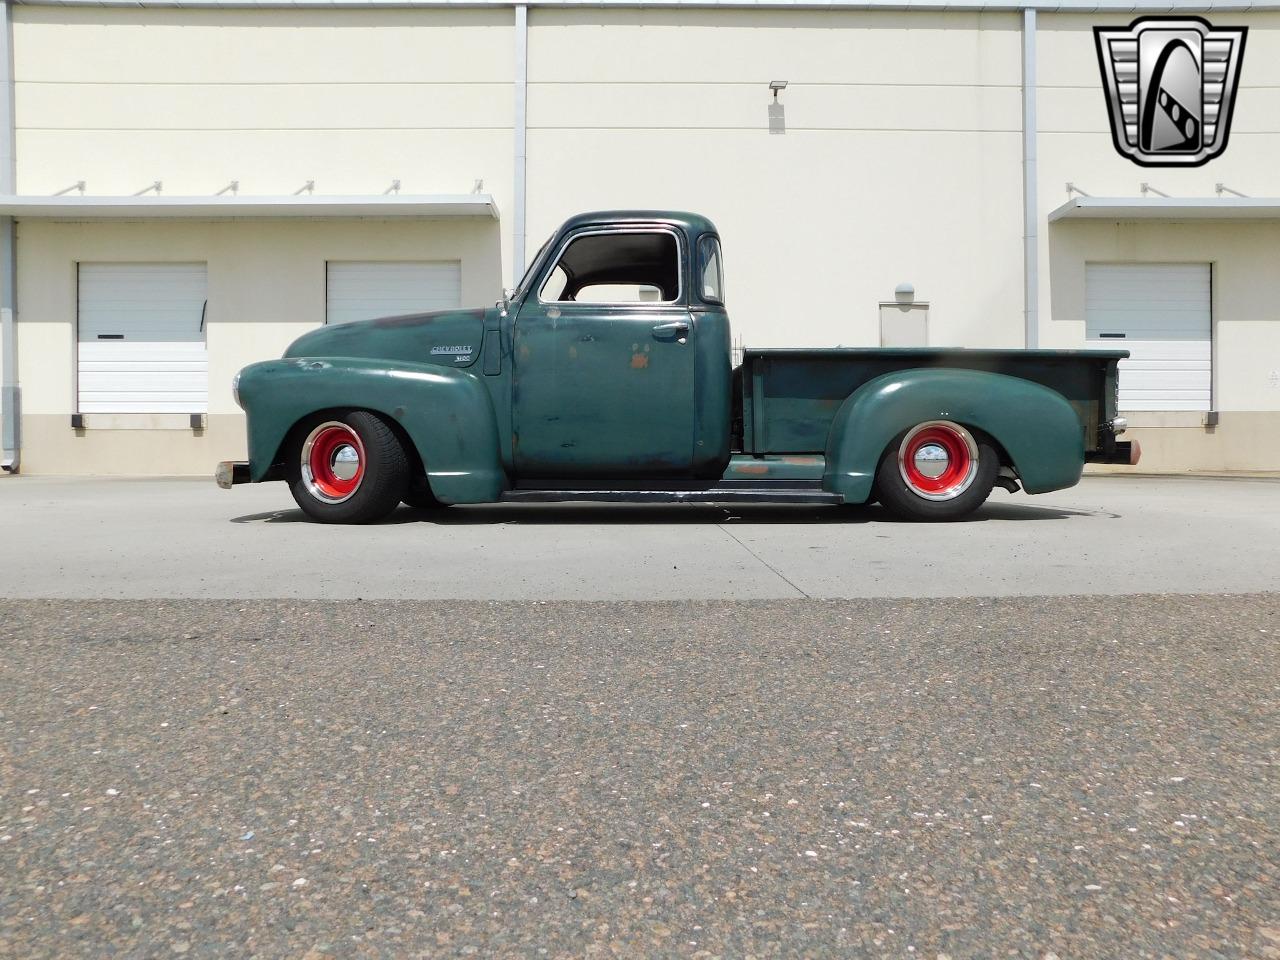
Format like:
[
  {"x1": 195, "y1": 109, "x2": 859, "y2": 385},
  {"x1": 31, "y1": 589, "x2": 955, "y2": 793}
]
[
  {"x1": 823, "y1": 368, "x2": 1085, "y2": 503},
  {"x1": 236, "y1": 357, "x2": 505, "y2": 503}
]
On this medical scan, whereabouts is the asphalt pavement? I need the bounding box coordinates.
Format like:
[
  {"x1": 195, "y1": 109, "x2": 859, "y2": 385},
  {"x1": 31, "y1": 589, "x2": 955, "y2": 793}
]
[{"x1": 1, "y1": 595, "x2": 1277, "y2": 958}]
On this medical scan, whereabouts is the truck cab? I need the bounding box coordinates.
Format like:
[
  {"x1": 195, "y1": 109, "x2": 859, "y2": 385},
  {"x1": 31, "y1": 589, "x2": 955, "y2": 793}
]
[
  {"x1": 507, "y1": 212, "x2": 731, "y2": 480},
  {"x1": 221, "y1": 210, "x2": 1137, "y2": 523}
]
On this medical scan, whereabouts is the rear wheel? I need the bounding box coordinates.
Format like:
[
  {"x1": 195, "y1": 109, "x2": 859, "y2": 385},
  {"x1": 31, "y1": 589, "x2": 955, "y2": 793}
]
[
  {"x1": 874, "y1": 420, "x2": 998, "y2": 521},
  {"x1": 287, "y1": 411, "x2": 409, "y2": 523}
]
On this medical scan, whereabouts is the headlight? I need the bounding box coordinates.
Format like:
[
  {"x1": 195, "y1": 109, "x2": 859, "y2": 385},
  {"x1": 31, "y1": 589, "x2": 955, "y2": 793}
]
[{"x1": 231, "y1": 372, "x2": 242, "y2": 409}]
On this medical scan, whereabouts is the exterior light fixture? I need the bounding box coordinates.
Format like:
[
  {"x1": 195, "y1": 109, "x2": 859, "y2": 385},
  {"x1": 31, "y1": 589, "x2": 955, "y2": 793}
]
[{"x1": 768, "y1": 81, "x2": 788, "y2": 135}]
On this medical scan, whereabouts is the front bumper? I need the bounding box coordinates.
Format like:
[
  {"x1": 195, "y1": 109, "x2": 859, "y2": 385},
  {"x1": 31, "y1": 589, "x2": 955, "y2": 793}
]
[{"x1": 215, "y1": 460, "x2": 251, "y2": 489}]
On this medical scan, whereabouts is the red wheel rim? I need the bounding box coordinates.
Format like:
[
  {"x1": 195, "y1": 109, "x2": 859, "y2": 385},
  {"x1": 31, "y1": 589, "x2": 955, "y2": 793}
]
[
  {"x1": 897, "y1": 421, "x2": 979, "y2": 501},
  {"x1": 301, "y1": 422, "x2": 365, "y2": 503}
]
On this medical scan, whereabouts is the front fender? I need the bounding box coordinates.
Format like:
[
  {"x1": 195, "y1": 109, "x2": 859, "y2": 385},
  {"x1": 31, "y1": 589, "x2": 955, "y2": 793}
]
[
  {"x1": 823, "y1": 368, "x2": 1085, "y2": 503},
  {"x1": 236, "y1": 357, "x2": 506, "y2": 504}
]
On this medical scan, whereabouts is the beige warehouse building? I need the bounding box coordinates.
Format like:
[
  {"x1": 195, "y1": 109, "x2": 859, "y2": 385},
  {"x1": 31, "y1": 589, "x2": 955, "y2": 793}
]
[{"x1": 0, "y1": 0, "x2": 1277, "y2": 476}]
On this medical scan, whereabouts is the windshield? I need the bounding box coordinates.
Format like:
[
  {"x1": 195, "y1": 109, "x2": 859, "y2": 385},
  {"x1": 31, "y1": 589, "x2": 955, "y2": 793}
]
[{"x1": 514, "y1": 235, "x2": 553, "y2": 299}]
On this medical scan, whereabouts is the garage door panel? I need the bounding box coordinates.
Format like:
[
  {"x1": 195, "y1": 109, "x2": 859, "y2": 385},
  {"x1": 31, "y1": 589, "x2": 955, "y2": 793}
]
[
  {"x1": 77, "y1": 266, "x2": 209, "y2": 413},
  {"x1": 78, "y1": 372, "x2": 209, "y2": 393},
  {"x1": 326, "y1": 261, "x2": 461, "y2": 327},
  {"x1": 1085, "y1": 264, "x2": 1211, "y2": 412},
  {"x1": 1114, "y1": 397, "x2": 1213, "y2": 411},
  {"x1": 1116, "y1": 369, "x2": 1210, "y2": 389},
  {"x1": 1111, "y1": 339, "x2": 1211, "y2": 360}
]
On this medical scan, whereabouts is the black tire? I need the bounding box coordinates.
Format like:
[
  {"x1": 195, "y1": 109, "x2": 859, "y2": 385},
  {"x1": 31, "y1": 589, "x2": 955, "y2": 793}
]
[
  {"x1": 874, "y1": 420, "x2": 999, "y2": 522},
  {"x1": 286, "y1": 410, "x2": 410, "y2": 524},
  {"x1": 402, "y1": 476, "x2": 444, "y2": 511}
]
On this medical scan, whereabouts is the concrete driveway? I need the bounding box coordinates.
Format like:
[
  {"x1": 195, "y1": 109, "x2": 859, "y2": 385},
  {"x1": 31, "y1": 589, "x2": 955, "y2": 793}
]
[{"x1": 1, "y1": 474, "x2": 1276, "y2": 599}]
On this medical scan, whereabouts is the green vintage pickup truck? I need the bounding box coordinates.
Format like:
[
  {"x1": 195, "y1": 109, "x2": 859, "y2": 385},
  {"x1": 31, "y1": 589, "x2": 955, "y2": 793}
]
[{"x1": 218, "y1": 210, "x2": 1138, "y2": 523}]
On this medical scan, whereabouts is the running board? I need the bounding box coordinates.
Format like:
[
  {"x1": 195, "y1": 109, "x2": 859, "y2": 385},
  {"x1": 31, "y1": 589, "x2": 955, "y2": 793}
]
[{"x1": 500, "y1": 487, "x2": 844, "y2": 505}]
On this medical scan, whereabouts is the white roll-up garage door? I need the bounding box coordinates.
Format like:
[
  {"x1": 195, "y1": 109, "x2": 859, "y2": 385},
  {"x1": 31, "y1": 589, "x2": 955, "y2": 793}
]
[
  {"x1": 1085, "y1": 263, "x2": 1211, "y2": 412},
  {"x1": 326, "y1": 261, "x2": 461, "y2": 326},
  {"x1": 77, "y1": 263, "x2": 209, "y2": 414}
]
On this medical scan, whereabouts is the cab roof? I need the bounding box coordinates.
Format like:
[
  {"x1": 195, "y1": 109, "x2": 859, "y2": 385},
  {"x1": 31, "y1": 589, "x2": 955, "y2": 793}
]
[{"x1": 558, "y1": 210, "x2": 719, "y2": 238}]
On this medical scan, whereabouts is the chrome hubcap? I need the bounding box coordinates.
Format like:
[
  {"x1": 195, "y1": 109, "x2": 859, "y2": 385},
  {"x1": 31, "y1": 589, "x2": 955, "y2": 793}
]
[
  {"x1": 912, "y1": 443, "x2": 950, "y2": 479},
  {"x1": 331, "y1": 444, "x2": 360, "y2": 481}
]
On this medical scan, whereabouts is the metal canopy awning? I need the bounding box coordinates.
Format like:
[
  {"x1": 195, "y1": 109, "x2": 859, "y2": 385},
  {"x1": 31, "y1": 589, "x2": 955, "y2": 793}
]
[
  {"x1": 0, "y1": 194, "x2": 498, "y2": 220},
  {"x1": 1049, "y1": 197, "x2": 1280, "y2": 223}
]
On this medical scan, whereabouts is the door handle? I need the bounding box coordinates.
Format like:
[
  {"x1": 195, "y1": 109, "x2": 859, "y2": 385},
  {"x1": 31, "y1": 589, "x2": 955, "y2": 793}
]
[{"x1": 652, "y1": 320, "x2": 690, "y2": 338}]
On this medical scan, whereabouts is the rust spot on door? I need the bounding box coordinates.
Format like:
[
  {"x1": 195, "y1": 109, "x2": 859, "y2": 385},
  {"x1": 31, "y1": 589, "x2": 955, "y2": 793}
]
[
  {"x1": 732, "y1": 463, "x2": 770, "y2": 475},
  {"x1": 630, "y1": 353, "x2": 649, "y2": 370}
]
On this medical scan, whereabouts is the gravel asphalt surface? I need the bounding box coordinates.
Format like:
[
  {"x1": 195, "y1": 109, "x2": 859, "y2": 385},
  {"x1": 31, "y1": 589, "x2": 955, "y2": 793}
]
[{"x1": 2, "y1": 594, "x2": 1277, "y2": 958}]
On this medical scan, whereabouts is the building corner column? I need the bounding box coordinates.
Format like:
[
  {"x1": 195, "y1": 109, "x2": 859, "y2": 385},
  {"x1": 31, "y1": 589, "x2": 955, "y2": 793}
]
[
  {"x1": 512, "y1": 4, "x2": 528, "y2": 287},
  {"x1": 1, "y1": 0, "x2": 18, "y2": 472},
  {"x1": 1021, "y1": 6, "x2": 1039, "y2": 350}
]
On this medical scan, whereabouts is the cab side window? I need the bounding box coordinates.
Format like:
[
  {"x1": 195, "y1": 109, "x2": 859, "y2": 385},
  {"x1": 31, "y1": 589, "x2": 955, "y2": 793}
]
[
  {"x1": 539, "y1": 231, "x2": 680, "y2": 304},
  {"x1": 699, "y1": 236, "x2": 724, "y2": 305}
]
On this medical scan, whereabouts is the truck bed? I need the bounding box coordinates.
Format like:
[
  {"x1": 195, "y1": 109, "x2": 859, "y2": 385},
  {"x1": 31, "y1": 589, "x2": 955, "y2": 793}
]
[{"x1": 737, "y1": 348, "x2": 1127, "y2": 455}]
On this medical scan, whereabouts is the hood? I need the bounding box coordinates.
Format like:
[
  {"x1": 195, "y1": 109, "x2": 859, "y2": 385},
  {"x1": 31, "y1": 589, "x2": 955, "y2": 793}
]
[{"x1": 284, "y1": 307, "x2": 489, "y2": 368}]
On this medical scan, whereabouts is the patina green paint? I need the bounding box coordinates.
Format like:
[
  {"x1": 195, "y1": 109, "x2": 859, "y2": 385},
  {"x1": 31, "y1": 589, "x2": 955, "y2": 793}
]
[
  {"x1": 507, "y1": 212, "x2": 731, "y2": 479},
  {"x1": 236, "y1": 356, "x2": 505, "y2": 503},
  {"x1": 689, "y1": 307, "x2": 733, "y2": 477},
  {"x1": 741, "y1": 348, "x2": 1123, "y2": 456},
  {"x1": 823, "y1": 367, "x2": 1088, "y2": 503},
  {"x1": 511, "y1": 300, "x2": 698, "y2": 478},
  {"x1": 725, "y1": 454, "x2": 826, "y2": 482},
  {"x1": 285, "y1": 307, "x2": 488, "y2": 370}
]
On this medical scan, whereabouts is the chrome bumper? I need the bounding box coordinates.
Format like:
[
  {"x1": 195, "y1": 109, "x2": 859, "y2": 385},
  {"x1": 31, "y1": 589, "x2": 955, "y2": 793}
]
[{"x1": 215, "y1": 461, "x2": 250, "y2": 489}]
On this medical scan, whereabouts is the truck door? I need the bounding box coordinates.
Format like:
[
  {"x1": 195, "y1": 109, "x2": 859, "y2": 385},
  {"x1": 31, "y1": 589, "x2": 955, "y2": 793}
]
[{"x1": 512, "y1": 227, "x2": 697, "y2": 479}]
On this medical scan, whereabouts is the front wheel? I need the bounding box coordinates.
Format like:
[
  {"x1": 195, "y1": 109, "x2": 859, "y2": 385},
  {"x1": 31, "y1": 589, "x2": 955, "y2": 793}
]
[
  {"x1": 874, "y1": 420, "x2": 998, "y2": 522},
  {"x1": 286, "y1": 411, "x2": 410, "y2": 523}
]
